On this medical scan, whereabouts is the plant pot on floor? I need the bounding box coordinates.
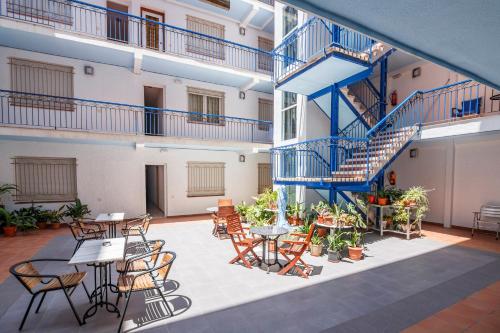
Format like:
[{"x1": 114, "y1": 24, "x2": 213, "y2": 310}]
[
  {"x1": 347, "y1": 246, "x2": 363, "y2": 261},
  {"x1": 3, "y1": 226, "x2": 17, "y2": 237},
  {"x1": 37, "y1": 222, "x2": 48, "y2": 229},
  {"x1": 310, "y1": 244, "x2": 323, "y2": 257},
  {"x1": 327, "y1": 249, "x2": 341, "y2": 263}
]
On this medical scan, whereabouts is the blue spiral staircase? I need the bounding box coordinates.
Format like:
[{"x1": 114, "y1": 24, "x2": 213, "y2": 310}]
[{"x1": 271, "y1": 17, "x2": 481, "y2": 204}]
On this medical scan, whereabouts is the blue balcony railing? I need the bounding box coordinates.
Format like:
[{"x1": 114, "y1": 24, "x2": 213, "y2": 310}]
[
  {"x1": 1, "y1": 0, "x2": 273, "y2": 74},
  {"x1": 273, "y1": 17, "x2": 375, "y2": 82},
  {"x1": 0, "y1": 90, "x2": 273, "y2": 144},
  {"x1": 271, "y1": 136, "x2": 369, "y2": 183}
]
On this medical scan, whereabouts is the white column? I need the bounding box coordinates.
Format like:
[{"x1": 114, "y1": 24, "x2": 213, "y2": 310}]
[{"x1": 443, "y1": 138, "x2": 455, "y2": 228}]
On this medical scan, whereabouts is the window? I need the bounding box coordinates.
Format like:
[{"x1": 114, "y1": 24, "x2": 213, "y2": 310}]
[
  {"x1": 258, "y1": 37, "x2": 273, "y2": 72},
  {"x1": 13, "y1": 157, "x2": 77, "y2": 203},
  {"x1": 107, "y1": 1, "x2": 129, "y2": 43},
  {"x1": 186, "y1": 15, "x2": 225, "y2": 60},
  {"x1": 258, "y1": 163, "x2": 272, "y2": 194},
  {"x1": 258, "y1": 98, "x2": 273, "y2": 131},
  {"x1": 187, "y1": 87, "x2": 225, "y2": 124},
  {"x1": 281, "y1": 92, "x2": 297, "y2": 140},
  {"x1": 283, "y1": 6, "x2": 298, "y2": 36},
  {"x1": 7, "y1": 0, "x2": 72, "y2": 25},
  {"x1": 9, "y1": 57, "x2": 74, "y2": 110},
  {"x1": 187, "y1": 162, "x2": 225, "y2": 197},
  {"x1": 201, "y1": 0, "x2": 230, "y2": 10}
]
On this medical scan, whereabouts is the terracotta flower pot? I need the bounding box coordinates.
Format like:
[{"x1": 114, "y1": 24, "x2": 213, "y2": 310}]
[
  {"x1": 323, "y1": 216, "x2": 334, "y2": 225},
  {"x1": 368, "y1": 195, "x2": 376, "y2": 204},
  {"x1": 317, "y1": 215, "x2": 324, "y2": 224},
  {"x1": 317, "y1": 227, "x2": 327, "y2": 237},
  {"x1": 310, "y1": 244, "x2": 323, "y2": 257},
  {"x1": 37, "y1": 222, "x2": 48, "y2": 230},
  {"x1": 50, "y1": 223, "x2": 61, "y2": 230},
  {"x1": 378, "y1": 197, "x2": 389, "y2": 206},
  {"x1": 348, "y1": 246, "x2": 363, "y2": 261},
  {"x1": 3, "y1": 226, "x2": 17, "y2": 237},
  {"x1": 404, "y1": 200, "x2": 416, "y2": 207}
]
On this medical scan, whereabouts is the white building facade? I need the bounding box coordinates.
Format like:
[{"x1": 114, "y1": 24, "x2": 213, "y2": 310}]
[{"x1": 0, "y1": 0, "x2": 276, "y2": 217}]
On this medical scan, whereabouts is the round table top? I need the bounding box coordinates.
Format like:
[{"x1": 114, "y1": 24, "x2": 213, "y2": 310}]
[{"x1": 250, "y1": 225, "x2": 288, "y2": 237}]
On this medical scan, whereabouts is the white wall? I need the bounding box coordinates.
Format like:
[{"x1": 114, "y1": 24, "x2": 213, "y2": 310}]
[
  {"x1": 0, "y1": 139, "x2": 270, "y2": 217},
  {"x1": 390, "y1": 132, "x2": 500, "y2": 228}
]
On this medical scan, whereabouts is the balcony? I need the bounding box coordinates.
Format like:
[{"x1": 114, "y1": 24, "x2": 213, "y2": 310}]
[
  {"x1": 273, "y1": 17, "x2": 376, "y2": 96},
  {"x1": 0, "y1": 90, "x2": 273, "y2": 145},
  {"x1": 0, "y1": 0, "x2": 273, "y2": 93}
]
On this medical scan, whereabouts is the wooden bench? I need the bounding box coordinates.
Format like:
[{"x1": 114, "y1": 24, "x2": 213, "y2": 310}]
[{"x1": 472, "y1": 205, "x2": 500, "y2": 240}]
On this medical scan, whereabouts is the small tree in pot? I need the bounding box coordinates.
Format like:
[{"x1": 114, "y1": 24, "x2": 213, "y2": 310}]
[
  {"x1": 235, "y1": 202, "x2": 249, "y2": 223},
  {"x1": 326, "y1": 230, "x2": 346, "y2": 263}
]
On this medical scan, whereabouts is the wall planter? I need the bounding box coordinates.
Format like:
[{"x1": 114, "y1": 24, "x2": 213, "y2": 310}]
[
  {"x1": 327, "y1": 249, "x2": 340, "y2": 263},
  {"x1": 347, "y1": 246, "x2": 363, "y2": 260},
  {"x1": 310, "y1": 244, "x2": 323, "y2": 257},
  {"x1": 3, "y1": 226, "x2": 17, "y2": 237}
]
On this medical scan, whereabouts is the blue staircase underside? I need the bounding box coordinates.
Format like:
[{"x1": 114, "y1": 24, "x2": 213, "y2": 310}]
[
  {"x1": 312, "y1": 91, "x2": 361, "y2": 131},
  {"x1": 277, "y1": 179, "x2": 371, "y2": 192},
  {"x1": 275, "y1": 51, "x2": 372, "y2": 96}
]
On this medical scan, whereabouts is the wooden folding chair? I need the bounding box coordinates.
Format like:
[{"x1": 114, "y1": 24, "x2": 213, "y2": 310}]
[
  {"x1": 278, "y1": 224, "x2": 316, "y2": 278},
  {"x1": 212, "y1": 205, "x2": 234, "y2": 239},
  {"x1": 226, "y1": 214, "x2": 262, "y2": 269}
]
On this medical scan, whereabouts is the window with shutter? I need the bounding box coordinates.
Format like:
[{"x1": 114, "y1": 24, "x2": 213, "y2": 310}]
[
  {"x1": 187, "y1": 87, "x2": 225, "y2": 124},
  {"x1": 186, "y1": 15, "x2": 225, "y2": 60},
  {"x1": 187, "y1": 162, "x2": 225, "y2": 197}
]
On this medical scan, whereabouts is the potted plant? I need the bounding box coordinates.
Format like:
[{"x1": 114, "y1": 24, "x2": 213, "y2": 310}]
[
  {"x1": 383, "y1": 215, "x2": 393, "y2": 229},
  {"x1": 46, "y1": 207, "x2": 66, "y2": 229},
  {"x1": 377, "y1": 189, "x2": 389, "y2": 205},
  {"x1": 286, "y1": 202, "x2": 304, "y2": 226},
  {"x1": 385, "y1": 187, "x2": 404, "y2": 204},
  {"x1": 345, "y1": 203, "x2": 367, "y2": 260},
  {"x1": 11, "y1": 209, "x2": 37, "y2": 233},
  {"x1": 393, "y1": 186, "x2": 429, "y2": 230},
  {"x1": 0, "y1": 207, "x2": 17, "y2": 237},
  {"x1": 235, "y1": 202, "x2": 249, "y2": 222},
  {"x1": 0, "y1": 184, "x2": 17, "y2": 209},
  {"x1": 347, "y1": 229, "x2": 363, "y2": 260},
  {"x1": 367, "y1": 193, "x2": 376, "y2": 204},
  {"x1": 64, "y1": 198, "x2": 91, "y2": 221},
  {"x1": 310, "y1": 235, "x2": 323, "y2": 256},
  {"x1": 311, "y1": 201, "x2": 331, "y2": 224},
  {"x1": 326, "y1": 230, "x2": 346, "y2": 263}
]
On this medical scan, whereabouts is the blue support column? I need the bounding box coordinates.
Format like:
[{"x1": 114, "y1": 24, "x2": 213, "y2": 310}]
[
  {"x1": 330, "y1": 85, "x2": 339, "y2": 204},
  {"x1": 377, "y1": 57, "x2": 388, "y2": 192}
]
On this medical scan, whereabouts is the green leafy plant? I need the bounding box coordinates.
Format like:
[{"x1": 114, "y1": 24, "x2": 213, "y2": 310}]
[
  {"x1": 311, "y1": 201, "x2": 331, "y2": 217},
  {"x1": 286, "y1": 201, "x2": 303, "y2": 218},
  {"x1": 0, "y1": 207, "x2": 14, "y2": 227},
  {"x1": 64, "y1": 198, "x2": 91, "y2": 220},
  {"x1": 0, "y1": 184, "x2": 17, "y2": 206},
  {"x1": 296, "y1": 217, "x2": 311, "y2": 234},
  {"x1": 310, "y1": 235, "x2": 324, "y2": 245},
  {"x1": 246, "y1": 204, "x2": 274, "y2": 227},
  {"x1": 254, "y1": 189, "x2": 278, "y2": 209},
  {"x1": 348, "y1": 228, "x2": 363, "y2": 248},
  {"x1": 377, "y1": 189, "x2": 388, "y2": 199},
  {"x1": 327, "y1": 231, "x2": 347, "y2": 251},
  {"x1": 345, "y1": 203, "x2": 366, "y2": 248},
  {"x1": 393, "y1": 186, "x2": 429, "y2": 225},
  {"x1": 235, "y1": 202, "x2": 250, "y2": 220},
  {"x1": 384, "y1": 187, "x2": 404, "y2": 203},
  {"x1": 43, "y1": 207, "x2": 66, "y2": 224},
  {"x1": 11, "y1": 208, "x2": 37, "y2": 231}
]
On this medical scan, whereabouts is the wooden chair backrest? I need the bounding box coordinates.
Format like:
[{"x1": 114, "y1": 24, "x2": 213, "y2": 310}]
[
  {"x1": 157, "y1": 251, "x2": 176, "y2": 282},
  {"x1": 226, "y1": 213, "x2": 243, "y2": 235},
  {"x1": 218, "y1": 199, "x2": 233, "y2": 207},
  {"x1": 217, "y1": 205, "x2": 235, "y2": 218},
  {"x1": 12, "y1": 262, "x2": 42, "y2": 292},
  {"x1": 304, "y1": 223, "x2": 316, "y2": 244},
  {"x1": 150, "y1": 240, "x2": 164, "y2": 263},
  {"x1": 68, "y1": 222, "x2": 85, "y2": 240}
]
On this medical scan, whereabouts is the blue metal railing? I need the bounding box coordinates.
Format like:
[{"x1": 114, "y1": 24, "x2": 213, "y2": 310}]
[
  {"x1": 273, "y1": 17, "x2": 375, "y2": 82},
  {"x1": 0, "y1": 90, "x2": 273, "y2": 143},
  {"x1": 271, "y1": 136, "x2": 370, "y2": 182},
  {"x1": 1, "y1": 0, "x2": 273, "y2": 74},
  {"x1": 272, "y1": 80, "x2": 482, "y2": 185}
]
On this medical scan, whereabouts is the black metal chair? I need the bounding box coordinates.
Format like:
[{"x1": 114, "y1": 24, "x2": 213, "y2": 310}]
[
  {"x1": 68, "y1": 221, "x2": 106, "y2": 254},
  {"x1": 116, "y1": 251, "x2": 176, "y2": 333},
  {"x1": 10, "y1": 259, "x2": 91, "y2": 330}
]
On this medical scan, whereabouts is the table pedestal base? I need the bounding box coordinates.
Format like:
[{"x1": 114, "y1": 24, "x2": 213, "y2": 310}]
[{"x1": 83, "y1": 263, "x2": 120, "y2": 323}]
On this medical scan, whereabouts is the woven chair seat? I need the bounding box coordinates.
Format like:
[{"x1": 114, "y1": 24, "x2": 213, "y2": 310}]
[
  {"x1": 117, "y1": 274, "x2": 155, "y2": 293},
  {"x1": 40, "y1": 272, "x2": 87, "y2": 291},
  {"x1": 115, "y1": 259, "x2": 148, "y2": 273}
]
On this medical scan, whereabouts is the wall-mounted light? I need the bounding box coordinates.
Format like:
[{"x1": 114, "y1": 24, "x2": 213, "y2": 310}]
[
  {"x1": 239, "y1": 26, "x2": 246, "y2": 36},
  {"x1": 239, "y1": 91, "x2": 246, "y2": 100},
  {"x1": 84, "y1": 65, "x2": 94, "y2": 75},
  {"x1": 412, "y1": 67, "x2": 421, "y2": 78},
  {"x1": 239, "y1": 155, "x2": 246, "y2": 163},
  {"x1": 409, "y1": 148, "x2": 418, "y2": 158}
]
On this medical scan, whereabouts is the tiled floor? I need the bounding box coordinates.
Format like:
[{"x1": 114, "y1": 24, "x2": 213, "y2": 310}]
[{"x1": 0, "y1": 219, "x2": 498, "y2": 332}]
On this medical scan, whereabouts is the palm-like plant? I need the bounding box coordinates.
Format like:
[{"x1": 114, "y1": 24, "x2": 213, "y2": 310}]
[
  {"x1": 64, "y1": 198, "x2": 91, "y2": 220},
  {"x1": 0, "y1": 184, "x2": 17, "y2": 206}
]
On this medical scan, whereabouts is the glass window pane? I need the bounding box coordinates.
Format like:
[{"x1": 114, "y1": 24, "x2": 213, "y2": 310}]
[
  {"x1": 188, "y1": 93, "x2": 204, "y2": 122},
  {"x1": 283, "y1": 6, "x2": 298, "y2": 36},
  {"x1": 282, "y1": 106, "x2": 297, "y2": 140},
  {"x1": 206, "y1": 96, "x2": 220, "y2": 123},
  {"x1": 282, "y1": 92, "x2": 297, "y2": 109}
]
